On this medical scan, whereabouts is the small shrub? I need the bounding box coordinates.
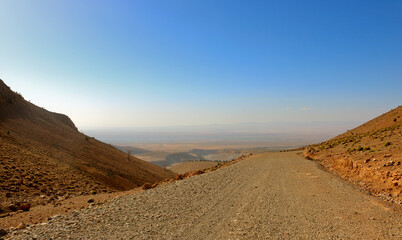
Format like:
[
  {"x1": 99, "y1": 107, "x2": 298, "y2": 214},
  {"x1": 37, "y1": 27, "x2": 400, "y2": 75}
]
[
  {"x1": 384, "y1": 142, "x2": 391, "y2": 146},
  {"x1": 363, "y1": 147, "x2": 371, "y2": 151},
  {"x1": 394, "y1": 118, "x2": 397, "y2": 122},
  {"x1": 7, "y1": 131, "x2": 10, "y2": 135},
  {"x1": 357, "y1": 146, "x2": 363, "y2": 151}
]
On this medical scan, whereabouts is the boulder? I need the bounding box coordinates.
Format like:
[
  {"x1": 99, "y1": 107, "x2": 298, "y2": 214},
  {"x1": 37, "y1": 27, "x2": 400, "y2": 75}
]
[{"x1": 20, "y1": 203, "x2": 31, "y2": 211}]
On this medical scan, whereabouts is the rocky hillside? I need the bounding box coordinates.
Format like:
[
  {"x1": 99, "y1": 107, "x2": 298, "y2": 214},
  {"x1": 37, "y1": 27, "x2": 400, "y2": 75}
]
[
  {"x1": 304, "y1": 106, "x2": 402, "y2": 203},
  {"x1": 0, "y1": 80, "x2": 175, "y2": 214}
]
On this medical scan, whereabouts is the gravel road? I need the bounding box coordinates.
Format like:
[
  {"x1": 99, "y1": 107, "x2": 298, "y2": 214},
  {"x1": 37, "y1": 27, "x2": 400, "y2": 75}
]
[{"x1": 8, "y1": 152, "x2": 402, "y2": 239}]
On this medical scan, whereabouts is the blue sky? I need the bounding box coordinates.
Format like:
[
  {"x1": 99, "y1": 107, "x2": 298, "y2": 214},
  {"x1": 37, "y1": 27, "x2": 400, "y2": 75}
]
[{"x1": 0, "y1": 0, "x2": 401, "y2": 129}]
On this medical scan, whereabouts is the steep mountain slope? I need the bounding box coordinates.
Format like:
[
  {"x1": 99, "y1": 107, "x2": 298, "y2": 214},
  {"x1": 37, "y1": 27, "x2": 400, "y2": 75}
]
[
  {"x1": 304, "y1": 106, "x2": 402, "y2": 202},
  {"x1": 0, "y1": 80, "x2": 175, "y2": 213}
]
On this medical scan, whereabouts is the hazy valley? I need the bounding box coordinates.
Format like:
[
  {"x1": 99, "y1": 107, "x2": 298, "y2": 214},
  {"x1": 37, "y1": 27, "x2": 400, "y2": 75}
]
[
  {"x1": 1, "y1": 79, "x2": 401, "y2": 239},
  {"x1": 1, "y1": 1, "x2": 401, "y2": 238}
]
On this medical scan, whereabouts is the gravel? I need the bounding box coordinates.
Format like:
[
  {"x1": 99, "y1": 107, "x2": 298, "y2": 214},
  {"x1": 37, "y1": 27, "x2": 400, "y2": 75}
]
[{"x1": 8, "y1": 152, "x2": 402, "y2": 239}]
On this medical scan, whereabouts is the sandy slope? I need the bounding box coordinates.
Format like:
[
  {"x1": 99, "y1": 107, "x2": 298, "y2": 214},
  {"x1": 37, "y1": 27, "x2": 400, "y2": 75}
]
[{"x1": 8, "y1": 152, "x2": 402, "y2": 239}]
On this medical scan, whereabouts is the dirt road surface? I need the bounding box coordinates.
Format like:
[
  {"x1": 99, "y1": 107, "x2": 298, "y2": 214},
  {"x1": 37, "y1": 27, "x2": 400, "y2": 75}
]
[
  {"x1": 8, "y1": 152, "x2": 402, "y2": 239},
  {"x1": 168, "y1": 161, "x2": 219, "y2": 174}
]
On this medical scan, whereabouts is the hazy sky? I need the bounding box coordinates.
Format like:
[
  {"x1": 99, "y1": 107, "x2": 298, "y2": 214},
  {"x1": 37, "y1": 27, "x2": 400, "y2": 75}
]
[{"x1": 1, "y1": 1, "x2": 401, "y2": 130}]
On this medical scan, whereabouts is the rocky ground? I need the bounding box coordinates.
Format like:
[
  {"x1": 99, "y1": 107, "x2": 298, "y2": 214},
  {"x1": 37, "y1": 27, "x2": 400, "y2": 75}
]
[
  {"x1": 0, "y1": 136, "x2": 112, "y2": 217},
  {"x1": 6, "y1": 152, "x2": 401, "y2": 239},
  {"x1": 0, "y1": 154, "x2": 248, "y2": 233}
]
